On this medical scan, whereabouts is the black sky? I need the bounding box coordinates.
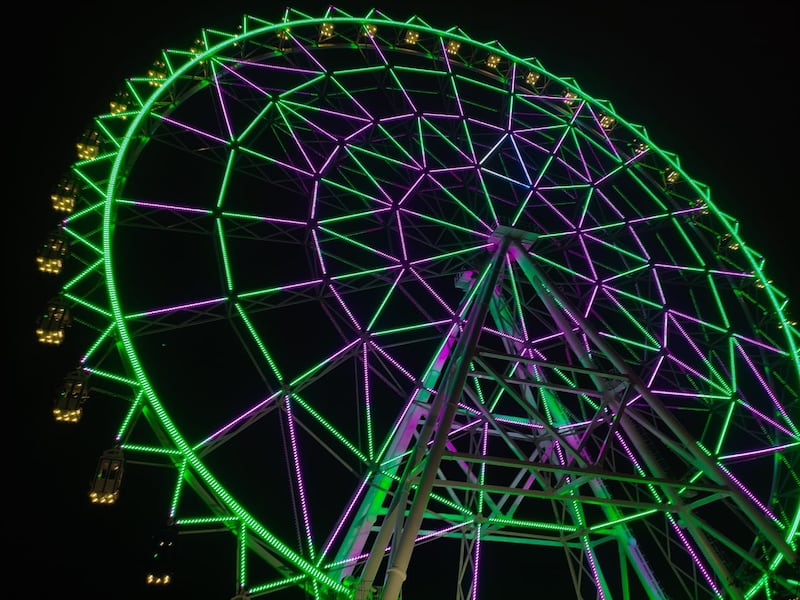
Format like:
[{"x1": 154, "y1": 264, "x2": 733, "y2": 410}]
[{"x1": 15, "y1": 2, "x2": 798, "y2": 598}]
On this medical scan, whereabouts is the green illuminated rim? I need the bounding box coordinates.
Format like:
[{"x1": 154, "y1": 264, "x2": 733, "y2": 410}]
[{"x1": 47, "y1": 6, "x2": 798, "y2": 599}]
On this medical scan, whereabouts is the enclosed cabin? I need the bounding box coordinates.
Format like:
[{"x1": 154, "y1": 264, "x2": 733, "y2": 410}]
[
  {"x1": 88, "y1": 447, "x2": 124, "y2": 505},
  {"x1": 36, "y1": 295, "x2": 70, "y2": 345},
  {"x1": 50, "y1": 175, "x2": 81, "y2": 214},
  {"x1": 36, "y1": 228, "x2": 69, "y2": 275},
  {"x1": 145, "y1": 522, "x2": 178, "y2": 586},
  {"x1": 53, "y1": 369, "x2": 90, "y2": 423},
  {"x1": 76, "y1": 127, "x2": 102, "y2": 160}
]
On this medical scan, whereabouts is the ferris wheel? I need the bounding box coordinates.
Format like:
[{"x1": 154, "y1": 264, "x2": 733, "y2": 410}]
[{"x1": 36, "y1": 6, "x2": 799, "y2": 599}]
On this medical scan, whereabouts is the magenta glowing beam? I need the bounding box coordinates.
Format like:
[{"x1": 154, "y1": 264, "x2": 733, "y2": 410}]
[
  {"x1": 367, "y1": 339, "x2": 423, "y2": 386},
  {"x1": 734, "y1": 341, "x2": 799, "y2": 436},
  {"x1": 732, "y1": 400, "x2": 796, "y2": 438},
  {"x1": 310, "y1": 227, "x2": 326, "y2": 273},
  {"x1": 159, "y1": 114, "x2": 229, "y2": 145},
  {"x1": 731, "y1": 332, "x2": 786, "y2": 354},
  {"x1": 136, "y1": 296, "x2": 227, "y2": 317},
  {"x1": 666, "y1": 307, "x2": 725, "y2": 331},
  {"x1": 719, "y1": 464, "x2": 781, "y2": 524},
  {"x1": 669, "y1": 515, "x2": 723, "y2": 597},
  {"x1": 410, "y1": 267, "x2": 456, "y2": 316},
  {"x1": 238, "y1": 277, "x2": 326, "y2": 297},
  {"x1": 472, "y1": 421, "x2": 488, "y2": 600},
  {"x1": 222, "y1": 57, "x2": 320, "y2": 77},
  {"x1": 199, "y1": 391, "x2": 282, "y2": 448},
  {"x1": 329, "y1": 284, "x2": 362, "y2": 330},
  {"x1": 215, "y1": 60, "x2": 272, "y2": 97},
  {"x1": 720, "y1": 442, "x2": 799, "y2": 462},
  {"x1": 285, "y1": 396, "x2": 316, "y2": 560},
  {"x1": 210, "y1": 70, "x2": 235, "y2": 140},
  {"x1": 665, "y1": 351, "x2": 718, "y2": 385},
  {"x1": 667, "y1": 313, "x2": 729, "y2": 392},
  {"x1": 126, "y1": 199, "x2": 212, "y2": 214},
  {"x1": 616, "y1": 430, "x2": 723, "y2": 594},
  {"x1": 584, "y1": 536, "x2": 607, "y2": 600},
  {"x1": 276, "y1": 103, "x2": 320, "y2": 173},
  {"x1": 320, "y1": 477, "x2": 371, "y2": 560}
]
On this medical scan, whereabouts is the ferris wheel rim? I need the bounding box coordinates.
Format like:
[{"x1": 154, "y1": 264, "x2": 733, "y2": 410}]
[{"x1": 46, "y1": 6, "x2": 799, "y2": 599}]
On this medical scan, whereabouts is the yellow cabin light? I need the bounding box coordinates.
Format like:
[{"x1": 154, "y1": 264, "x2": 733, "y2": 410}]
[
  {"x1": 404, "y1": 30, "x2": 419, "y2": 45},
  {"x1": 486, "y1": 54, "x2": 500, "y2": 68},
  {"x1": 89, "y1": 448, "x2": 125, "y2": 505},
  {"x1": 36, "y1": 296, "x2": 70, "y2": 345},
  {"x1": 665, "y1": 168, "x2": 680, "y2": 185},
  {"x1": 76, "y1": 129, "x2": 101, "y2": 160},
  {"x1": 277, "y1": 28, "x2": 291, "y2": 40},
  {"x1": 109, "y1": 90, "x2": 130, "y2": 119},
  {"x1": 720, "y1": 233, "x2": 739, "y2": 251},
  {"x1": 320, "y1": 23, "x2": 334, "y2": 39},
  {"x1": 563, "y1": 90, "x2": 579, "y2": 106},
  {"x1": 53, "y1": 369, "x2": 90, "y2": 423},
  {"x1": 148, "y1": 60, "x2": 167, "y2": 87},
  {"x1": 146, "y1": 574, "x2": 171, "y2": 585},
  {"x1": 446, "y1": 40, "x2": 460, "y2": 55},
  {"x1": 755, "y1": 279, "x2": 773, "y2": 289},
  {"x1": 51, "y1": 177, "x2": 80, "y2": 213},
  {"x1": 146, "y1": 523, "x2": 178, "y2": 586},
  {"x1": 525, "y1": 71, "x2": 540, "y2": 86},
  {"x1": 36, "y1": 229, "x2": 69, "y2": 275},
  {"x1": 692, "y1": 199, "x2": 709, "y2": 215},
  {"x1": 599, "y1": 115, "x2": 616, "y2": 130},
  {"x1": 109, "y1": 101, "x2": 127, "y2": 117},
  {"x1": 190, "y1": 38, "x2": 205, "y2": 56}
]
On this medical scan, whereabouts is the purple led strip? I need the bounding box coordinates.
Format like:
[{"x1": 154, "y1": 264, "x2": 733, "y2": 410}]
[
  {"x1": 285, "y1": 395, "x2": 316, "y2": 559},
  {"x1": 734, "y1": 340, "x2": 798, "y2": 434},
  {"x1": 614, "y1": 431, "x2": 721, "y2": 595}
]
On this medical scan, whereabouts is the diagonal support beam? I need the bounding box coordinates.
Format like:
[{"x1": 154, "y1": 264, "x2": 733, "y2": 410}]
[{"x1": 370, "y1": 234, "x2": 512, "y2": 600}]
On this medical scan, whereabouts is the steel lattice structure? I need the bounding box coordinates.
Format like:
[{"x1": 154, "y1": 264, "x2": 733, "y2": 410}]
[{"x1": 37, "y1": 6, "x2": 799, "y2": 599}]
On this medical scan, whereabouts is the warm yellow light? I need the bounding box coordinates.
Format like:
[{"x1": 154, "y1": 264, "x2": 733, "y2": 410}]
[
  {"x1": 486, "y1": 54, "x2": 500, "y2": 68},
  {"x1": 37, "y1": 329, "x2": 64, "y2": 345},
  {"x1": 148, "y1": 60, "x2": 167, "y2": 87},
  {"x1": 109, "y1": 91, "x2": 130, "y2": 119},
  {"x1": 146, "y1": 573, "x2": 172, "y2": 585},
  {"x1": 76, "y1": 141, "x2": 99, "y2": 160},
  {"x1": 88, "y1": 492, "x2": 118, "y2": 505},
  {"x1": 320, "y1": 23, "x2": 334, "y2": 38},
  {"x1": 446, "y1": 40, "x2": 460, "y2": 55},
  {"x1": 599, "y1": 115, "x2": 616, "y2": 130},
  {"x1": 109, "y1": 101, "x2": 127, "y2": 116},
  {"x1": 190, "y1": 38, "x2": 205, "y2": 56},
  {"x1": 563, "y1": 90, "x2": 578, "y2": 106},
  {"x1": 404, "y1": 30, "x2": 419, "y2": 44},
  {"x1": 54, "y1": 408, "x2": 82, "y2": 423},
  {"x1": 37, "y1": 257, "x2": 62, "y2": 274},
  {"x1": 51, "y1": 193, "x2": 75, "y2": 212},
  {"x1": 51, "y1": 179, "x2": 79, "y2": 213},
  {"x1": 665, "y1": 168, "x2": 680, "y2": 184},
  {"x1": 525, "y1": 71, "x2": 540, "y2": 86}
]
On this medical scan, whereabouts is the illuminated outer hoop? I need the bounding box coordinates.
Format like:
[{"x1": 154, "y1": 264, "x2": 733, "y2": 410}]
[{"x1": 49, "y1": 6, "x2": 798, "y2": 599}]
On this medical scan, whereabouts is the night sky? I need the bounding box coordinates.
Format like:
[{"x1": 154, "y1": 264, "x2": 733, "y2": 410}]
[{"x1": 15, "y1": 2, "x2": 798, "y2": 598}]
